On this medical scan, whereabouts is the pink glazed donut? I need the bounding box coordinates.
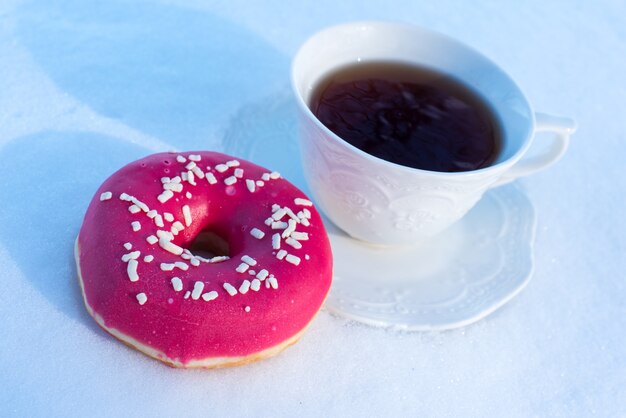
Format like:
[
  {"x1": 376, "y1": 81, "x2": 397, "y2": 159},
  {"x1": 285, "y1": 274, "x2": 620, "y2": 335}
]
[{"x1": 75, "y1": 151, "x2": 333, "y2": 368}]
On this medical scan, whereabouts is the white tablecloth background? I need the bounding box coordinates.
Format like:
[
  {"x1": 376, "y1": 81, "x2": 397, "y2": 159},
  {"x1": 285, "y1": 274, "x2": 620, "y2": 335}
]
[{"x1": 1, "y1": 0, "x2": 624, "y2": 416}]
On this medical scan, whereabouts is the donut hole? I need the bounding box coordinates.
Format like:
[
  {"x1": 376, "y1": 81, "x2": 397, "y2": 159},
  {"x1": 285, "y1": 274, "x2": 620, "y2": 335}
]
[{"x1": 188, "y1": 229, "x2": 230, "y2": 258}]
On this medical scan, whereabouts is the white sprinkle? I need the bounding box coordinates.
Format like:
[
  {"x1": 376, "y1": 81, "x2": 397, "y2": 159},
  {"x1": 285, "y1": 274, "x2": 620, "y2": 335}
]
[
  {"x1": 266, "y1": 279, "x2": 271, "y2": 289},
  {"x1": 171, "y1": 221, "x2": 185, "y2": 235},
  {"x1": 223, "y1": 283, "x2": 238, "y2": 296},
  {"x1": 206, "y1": 172, "x2": 217, "y2": 184},
  {"x1": 305, "y1": 254, "x2": 310, "y2": 260},
  {"x1": 264, "y1": 217, "x2": 273, "y2": 226},
  {"x1": 215, "y1": 164, "x2": 229, "y2": 173},
  {"x1": 190, "y1": 257, "x2": 200, "y2": 267},
  {"x1": 146, "y1": 235, "x2": 158, "y2": 245},
  {"x1": 159, "y1": 238, "x2": 184, "y2": 255},
  {"x1": 291, "y1": 231, "x2": 309, "y2": 241},
  {"x1": 100, "y1": 191, "x2": 112, "y2": 201},
  {"x1": 191, "y1": 166, "x2": 205, "y2": 179},
  {"x1": 185, "y1": 191, "x2": 192, "y2": 199},
  {"x1": 243, "y1": 306, "x2": 250, "y2": 313},
  {"x1": 181, "y1": 172, "x2": 188, "y2": 181},
  {"x1": 239, "y1": 280, "x2": 251, "y2": 294},
  {"x1": 121, "y1": 251, "x2": 140, "y2": 262},
  {"x1": 272, "y1": 221, "x2": 288, "y2": 229},
  {"x1": 184, "y1": 290, "x2": 191, "y2": 299},
  {"x1": 176, "y1": 155, "x2": 187, "y2": 163},
  {"x1": 189, "y1": 154, "x2": 201, "y2": 162},
  {"x1": 295, "y1": 198, "x2": 313, "y2": 206},
  {"x1": 164, "y1": 212, "x2": 174, "y2": 222},
  {"x1": 171, "y1": 176, "x2": 181, "y2": 183},
  {"x1": 256, "y1": 269, "x2": 269, "y2": 281},
  {"x1": 182, "y1": 205, "x2": 192, "y2": 227},
  {"x1": 160, "y1": 263, "x2": 175, "y2": 271},
  {"x1": 271, "y1": 204, "x2": 281, "y2": 212},
  {"x1": 285, "y1": 254, "x2": 301, "y2": 266},
  {"x1": 174, "y1": 262, "x2": 189, "y2": 271},
  {"x1": 262, "y1": 173, "x2": 271, "y2": 181},
  {"x1": 160, "y1": 262, "x2": 189, "y2": 271},
  {"x1": 269, "y1": 276, "x2": 278, "y2": 289},
  {"x1": 131, "y1": 221, "x2": 141, "y2": 232},
  {"x1": 185, "y1": 161, "x2": 197, "y2": 170},
  {"x1": 246, "y1": 179, "x2": 256, "y2": 193},
  {"x1": 154, "y1": 215, "x2": 164, "y2": 228},
  {"x1": 276, "y1": 249, "x2": 287, "y2": 260},
  {"x1": 131, "y1": 198, "x2": 149, "y2": 212},
  {"x1": 136, "y1": 292, "x2": 147, "y2": 305},
  {"x1": 164, "y1": 182, "x2": 183, "y2": 193},
  {"x1": 241, "y1": 255, "x2": 257, "y2": 266},
  {"x1": 191, "y1": 281, "x2": 205, "y2": 300},
  {"x1": 272, "y1": 208, "x2": 287, "y2": 220},
  {"x1": 210, "y1": 256, "x2": 230, "y2": 263},
  {"x1": 248, "y1": 270, "x2": 256, "y2": 275},
  {"x1": 236, "y1": 263, "x2": 249, "y2": 273},
  {"x1": 282, "y1": 219, "x2": 297, "y2": 238},
  {"x1": 147, "y1": 210, "x2": 157, "y2": 219},
  {"x1": 129, "y1": 205, "x2": 141, "y2": 214},
  {"x1": 285, "y1": 237, "x2": 302, "y2": 249},
  {"x1": 303, "y1": 208, "x2": 312, "y2": 218},
  {"x1": 224, "y1": 176, "x2": 237, "y2": 186},
  {"x1": 171, "y1": 277, "x2": 183, "y2": 292},
  {"x1": 144, "y1": 255, "x2": 154, "y2": 263},
  {"x1": 186, "y1": 171, "x2": 196, "y2": 186},
  {"x1": 226, "y1": 160, "x2": 240, "y2": 167},
  {"x1": 123, "y1": 242, "x2": 133, "y2": 250},
  {"x1": 300, "y1": 218, "x2": 311, "y2": 227},
  {"x1": 272, "y1": 233, "x2": 281, "y2": 250},
  {"x1": 202, "y1": 291, "x2": 218, "y2": 301},
  {"x1": 181, "y1": 252, "x2": 192, "y2": 260},
  {"x1": 163, "y1": 182, "x2": 183, "y2": 192},
  {"x1": 234, "y1": 168, "x2": 244, "y2": 178},
  {"x1": 158, "y1": 190, "x2": 174, "y2": 203},
  {"x1": 127, "y1": 260, "x2": 139, "y2": 282},
  {"x1": 256, "y1": 180, "x2": 265, "y2": 187},
  {"x1": 251, "y1": 279, "x2": 261, "y2": 291},
  {"x1": 161, "y1": 177, "x2": 171, "y2": 184},
  {"x1": 156, "y1": 230, "x2": 174, "y2": 241},
  {"x1": 270, "y1": 171, "x2": 281, "y2": 179},
  {"x1": 120, "y1": 193, "x2": 131, "y2": 201},
  {"x1": 250, "y1": 228, "x2": 265, "y2": 239}
]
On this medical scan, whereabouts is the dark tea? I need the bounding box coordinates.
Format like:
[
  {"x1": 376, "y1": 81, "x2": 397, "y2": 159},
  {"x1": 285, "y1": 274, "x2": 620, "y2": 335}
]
[{"x1": 311, "y1": 61, "x2": 503, "y2": 172}]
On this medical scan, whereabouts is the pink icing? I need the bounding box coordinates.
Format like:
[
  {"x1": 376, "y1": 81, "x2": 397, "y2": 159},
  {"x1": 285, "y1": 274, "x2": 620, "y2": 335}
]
[{"x1": 77, "y1": 151, "x2": 333, "y2": 365}]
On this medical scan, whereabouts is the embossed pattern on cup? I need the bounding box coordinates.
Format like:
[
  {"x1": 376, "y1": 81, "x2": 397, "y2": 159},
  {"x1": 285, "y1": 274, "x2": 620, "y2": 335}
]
[{"x1": 299, "y1": 115, "x2": 500, "y2": 244}]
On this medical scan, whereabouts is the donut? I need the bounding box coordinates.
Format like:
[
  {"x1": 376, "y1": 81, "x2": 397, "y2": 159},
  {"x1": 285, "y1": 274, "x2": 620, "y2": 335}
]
[{"x1": 75, "y1": 151, "x2": 333, "y2": 368}]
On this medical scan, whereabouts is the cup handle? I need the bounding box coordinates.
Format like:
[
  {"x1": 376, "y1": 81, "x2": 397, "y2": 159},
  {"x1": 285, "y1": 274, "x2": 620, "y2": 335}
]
[{"x1": 491, "y1": 112, "x2": 577, "y2": 187}]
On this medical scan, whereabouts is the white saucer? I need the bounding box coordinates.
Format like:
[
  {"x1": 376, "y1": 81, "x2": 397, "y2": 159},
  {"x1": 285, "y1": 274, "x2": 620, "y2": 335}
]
[
  {"x1": 323, "y1": 183, "x2": 536, "y2": 330},
  {"x1": 223, "y1": 95, "x2": 536, "y2": 330}
]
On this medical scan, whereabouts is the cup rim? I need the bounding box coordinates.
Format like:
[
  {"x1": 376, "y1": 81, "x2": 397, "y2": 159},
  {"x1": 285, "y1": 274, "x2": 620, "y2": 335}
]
[{"x1": 291, "y1": 20, "x2": 536, "y2": 178}]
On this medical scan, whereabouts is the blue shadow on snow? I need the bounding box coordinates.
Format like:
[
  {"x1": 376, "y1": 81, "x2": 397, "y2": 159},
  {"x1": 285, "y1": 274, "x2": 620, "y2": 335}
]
[
  {"x1": 0, "y1": 131, "x2": 147, "y2": 326},
  {"x1": 17, "y1": 0, "x2": 287, "y2": 148}
]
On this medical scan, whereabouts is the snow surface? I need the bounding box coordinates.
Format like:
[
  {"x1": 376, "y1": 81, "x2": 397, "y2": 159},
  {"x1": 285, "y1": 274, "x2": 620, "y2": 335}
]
[{"x1": 1, "y1": 0, "x2": 625, "y2": 416}]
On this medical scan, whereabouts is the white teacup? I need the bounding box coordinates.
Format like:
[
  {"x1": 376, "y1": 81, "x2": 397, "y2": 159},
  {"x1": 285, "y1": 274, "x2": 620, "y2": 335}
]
[{"x1": 291, "y1": 21, "x2": 576, "y2": 246}]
